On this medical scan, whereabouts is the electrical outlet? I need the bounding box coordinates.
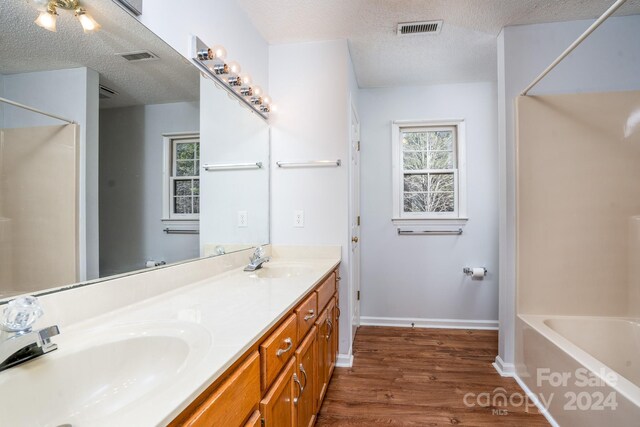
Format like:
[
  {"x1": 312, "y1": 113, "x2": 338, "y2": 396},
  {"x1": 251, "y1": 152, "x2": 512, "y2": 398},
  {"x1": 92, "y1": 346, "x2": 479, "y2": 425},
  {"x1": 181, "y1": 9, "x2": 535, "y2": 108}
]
[
  {"x1": 294, "y1": 210, "x2": 304, "y2": 228},
  {"x1": 238, "y1": 211, "x2": 248, "y2": 227}
]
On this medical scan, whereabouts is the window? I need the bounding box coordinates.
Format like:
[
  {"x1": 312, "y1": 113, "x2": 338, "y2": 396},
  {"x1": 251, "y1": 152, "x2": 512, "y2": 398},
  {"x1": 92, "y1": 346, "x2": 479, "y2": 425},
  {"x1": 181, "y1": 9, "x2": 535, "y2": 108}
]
[
  {"x1": 162, "y1": 133, "x2": 200, "y2": 222},
  {"x1": 392, "y1": 120, "x2": 467, "y2": 224}
]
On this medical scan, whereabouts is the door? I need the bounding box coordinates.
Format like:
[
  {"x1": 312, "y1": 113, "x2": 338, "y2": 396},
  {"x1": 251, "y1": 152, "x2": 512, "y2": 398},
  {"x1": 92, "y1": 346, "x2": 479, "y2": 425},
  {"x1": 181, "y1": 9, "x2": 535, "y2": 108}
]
[{"x1": 350, "y1": 102, "x2": 361, "y2": 335}]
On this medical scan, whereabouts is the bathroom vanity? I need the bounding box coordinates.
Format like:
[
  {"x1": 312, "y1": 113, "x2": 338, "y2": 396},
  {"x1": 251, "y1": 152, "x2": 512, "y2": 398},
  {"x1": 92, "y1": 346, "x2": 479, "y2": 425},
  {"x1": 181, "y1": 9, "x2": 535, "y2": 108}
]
[
  {"x1": 170, "y1": 264, "x2": 340, "y2": 427},
  {"x1": 0, "y1": 246, "x2": 341, "y2": 427}
]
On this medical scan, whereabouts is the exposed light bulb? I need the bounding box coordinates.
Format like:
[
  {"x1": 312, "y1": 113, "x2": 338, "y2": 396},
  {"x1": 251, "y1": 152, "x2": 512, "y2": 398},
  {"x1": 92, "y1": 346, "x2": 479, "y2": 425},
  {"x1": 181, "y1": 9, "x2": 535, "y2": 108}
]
[
  {"x1": 252, "y1": 86, "x2": 263, "y2": 97},
  {"x1": 35, "y1": 10, "x2": 57, "y2": 32},
  {"x1": 262, "y1": 95, "x2": 272, "y2": 106},
  {"x1": 211, "y1": 45, "x2": 227, "y2": 60},
  {"x1": 269, "y1": 104, "x2": 278, "y2": 113},
  {"x1": 227, "y1": 61, "x2": 241, "y2": 75},
  {"x1": 76, "y1": 10, "x2": 101, "y2": 33},
  {"x1": 240, "y1": 73, "x2": 252, "y2": 86}
]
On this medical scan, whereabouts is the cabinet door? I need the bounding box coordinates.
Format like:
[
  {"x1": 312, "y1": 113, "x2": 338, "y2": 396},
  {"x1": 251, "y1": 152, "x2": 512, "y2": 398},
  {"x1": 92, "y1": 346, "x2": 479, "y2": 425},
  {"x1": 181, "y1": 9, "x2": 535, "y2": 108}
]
[
  {"x1": 183, "y1": 352, "x2": 260, "y2": 427},
  {"x1": 261, "y1": 358, "x2": 296, "y2": 427},
  {"x1": 327, "y1": 297, "x2": 337, "y2": 378},
  {"x1": 314, "y1": 307, "x2": 329, "y2": 407},
  {"x1": 295, "y1": 327, "x2": 317, "y2": 427}
]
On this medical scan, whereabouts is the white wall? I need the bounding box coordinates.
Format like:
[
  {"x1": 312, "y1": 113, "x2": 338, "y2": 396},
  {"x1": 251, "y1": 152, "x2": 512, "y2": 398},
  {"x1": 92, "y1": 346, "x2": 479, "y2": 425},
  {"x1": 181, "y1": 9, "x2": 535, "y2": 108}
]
[
  {"x1": 99, "y1": 101, "x2": 200, "y2": 276},
  {"x1": 199, "y1": 76, "x2": 270, "y2": 252},
  {"x1": 1, "y1": 67, "x2": 100, "y2": 281},
  {"x1": 139, "y1": 0, "x2": 269, "y2": 94},
  {"x1": 497, "y1": 14, "x2": 640, "y2": 370},
  {"x1": 269, "y1": 40, "x2": 355, "y2": 355},
  {"x1": 359, "y1": 82, "x2": 499, "y2": 325}
]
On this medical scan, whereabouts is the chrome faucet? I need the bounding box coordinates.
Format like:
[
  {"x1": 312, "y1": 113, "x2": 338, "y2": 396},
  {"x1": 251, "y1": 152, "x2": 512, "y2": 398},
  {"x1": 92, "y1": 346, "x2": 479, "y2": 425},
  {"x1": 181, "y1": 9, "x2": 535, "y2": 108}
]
[
  {"x1": 0, "y1": 296, "x2": 60, "y2": 372},
  {"x1": 244, "y1": 246, "x2": 270, "y2": 271}
]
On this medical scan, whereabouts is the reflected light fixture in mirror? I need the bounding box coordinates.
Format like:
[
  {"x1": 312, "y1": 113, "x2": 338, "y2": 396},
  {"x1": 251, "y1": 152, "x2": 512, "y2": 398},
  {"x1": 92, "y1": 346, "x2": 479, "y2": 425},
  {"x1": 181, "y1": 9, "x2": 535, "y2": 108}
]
[{"x1": 30, "y1": 0, "x2": 101, "y2": 33}]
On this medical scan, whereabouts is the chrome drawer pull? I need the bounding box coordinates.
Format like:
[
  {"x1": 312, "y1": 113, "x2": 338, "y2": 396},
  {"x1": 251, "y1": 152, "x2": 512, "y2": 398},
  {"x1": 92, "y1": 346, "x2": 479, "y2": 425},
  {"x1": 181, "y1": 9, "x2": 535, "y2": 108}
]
[
  {"x1": 276, "y1": 337, "x2": 293, "y2": 357},
  {"x1": 304, "y1": 309, "x2": 315, "y2": 321},
  {"x1": 336, "y1": 306, "x2": 341, "y2": 318},
  {"x1": 293, "y1": 373, "x2": 303, "y2": 405},
  {"x1": 299, "y1": 363, "x2": 308, "y2": 390},
  {"x1": 326, "y1": 319, "x2": 333, "y2": 340}
]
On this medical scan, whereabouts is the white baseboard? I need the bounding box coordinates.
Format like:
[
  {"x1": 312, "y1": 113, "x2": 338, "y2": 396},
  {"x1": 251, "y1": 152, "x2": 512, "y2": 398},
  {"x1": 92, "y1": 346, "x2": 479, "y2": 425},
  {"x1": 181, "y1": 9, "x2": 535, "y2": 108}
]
[
  {"x1": 359, "y1": 316, "x2": 499, "y2": 330},
  {"x1": 492, "y1": 355, "x2": 515, "y2": 377},
  {"x1": 336, "y1": 353, "x2": 353, "y2": 368},
  {"x1": 513, "y1": 373, "x2": 560, "y2": 427}
]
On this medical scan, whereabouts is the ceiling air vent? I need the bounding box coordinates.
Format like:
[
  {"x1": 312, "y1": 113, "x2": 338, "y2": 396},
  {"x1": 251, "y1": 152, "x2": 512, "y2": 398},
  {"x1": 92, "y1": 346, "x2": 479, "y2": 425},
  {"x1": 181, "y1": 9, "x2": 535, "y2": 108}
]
[
  {"x1": 119, "y1": 50, "x2": 159, "y2": 62},
  {"x1": 99, "y1": 84, "x2": 119, "y2": 100},
  {"x1": 397, "y1": 20, "x2": 443, "y2": 36}
]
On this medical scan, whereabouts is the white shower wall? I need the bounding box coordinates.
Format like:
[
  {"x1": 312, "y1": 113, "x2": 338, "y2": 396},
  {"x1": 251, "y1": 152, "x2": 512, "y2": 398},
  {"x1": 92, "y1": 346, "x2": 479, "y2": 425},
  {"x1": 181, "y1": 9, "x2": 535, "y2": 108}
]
[{"x1": 358, "y1": 81, "x2": 499, "y2": 327}]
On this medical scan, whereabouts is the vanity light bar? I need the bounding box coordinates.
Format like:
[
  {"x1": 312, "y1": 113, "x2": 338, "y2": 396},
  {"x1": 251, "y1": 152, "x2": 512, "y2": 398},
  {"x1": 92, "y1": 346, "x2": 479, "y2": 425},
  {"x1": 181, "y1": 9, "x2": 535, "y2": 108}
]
[{"x1": 191, "y1": 36, "x2": 273, "y2": 120}]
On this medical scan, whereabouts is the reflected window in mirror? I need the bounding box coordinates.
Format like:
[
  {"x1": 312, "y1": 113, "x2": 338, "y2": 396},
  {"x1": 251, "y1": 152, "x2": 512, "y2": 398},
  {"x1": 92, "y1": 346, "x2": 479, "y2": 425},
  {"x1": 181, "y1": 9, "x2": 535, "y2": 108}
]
[{"x1": 163, "y1": 133, "x2": 200, "y2": 221}]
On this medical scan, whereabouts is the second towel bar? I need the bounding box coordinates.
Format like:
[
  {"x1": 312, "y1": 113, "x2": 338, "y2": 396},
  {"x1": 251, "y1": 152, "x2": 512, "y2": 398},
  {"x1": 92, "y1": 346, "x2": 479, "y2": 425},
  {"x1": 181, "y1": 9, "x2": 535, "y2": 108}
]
[
  {"x1": 203, "y1": 162, "x2": 263, "y2": 171},
  {"x1": 276, "y1": 160, "x2": 341, "y2": 168},
  {"x1": 398, "y1": 228, "x2": 463, "y2": 236}
]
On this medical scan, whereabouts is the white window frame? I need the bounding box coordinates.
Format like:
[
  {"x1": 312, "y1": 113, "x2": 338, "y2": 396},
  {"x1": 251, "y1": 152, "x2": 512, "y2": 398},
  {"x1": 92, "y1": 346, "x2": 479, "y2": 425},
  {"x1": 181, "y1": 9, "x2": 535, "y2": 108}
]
[
  {"x1": 391, "y1": 119, "x2": 468, "y2": 226},
  {"x1": 162, "y1": 132, "x2": 200, "y2": 225}
]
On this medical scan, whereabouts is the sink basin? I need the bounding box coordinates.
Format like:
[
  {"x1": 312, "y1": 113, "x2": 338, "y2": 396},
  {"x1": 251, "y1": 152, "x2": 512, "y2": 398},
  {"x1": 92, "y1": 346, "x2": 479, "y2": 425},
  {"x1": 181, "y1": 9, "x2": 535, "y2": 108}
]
[
  {"x1": 249, "y1": 263, "x2": 314, "y2": 279},
  {"x1": 0, "y1": 323, "x2": 209, "y2": 427}
]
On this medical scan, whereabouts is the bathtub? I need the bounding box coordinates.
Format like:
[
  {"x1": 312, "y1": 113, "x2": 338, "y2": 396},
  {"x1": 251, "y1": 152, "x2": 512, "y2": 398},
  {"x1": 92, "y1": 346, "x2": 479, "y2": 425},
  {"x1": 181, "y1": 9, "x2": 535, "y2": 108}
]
[{"x1": 516, "y1": 314, "x2": 640, "y2": 426}]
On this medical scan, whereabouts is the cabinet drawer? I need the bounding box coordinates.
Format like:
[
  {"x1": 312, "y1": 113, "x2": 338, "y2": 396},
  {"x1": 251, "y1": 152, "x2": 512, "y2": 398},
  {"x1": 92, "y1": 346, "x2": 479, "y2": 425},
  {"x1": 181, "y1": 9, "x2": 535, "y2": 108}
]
[
  {"x1": 260, "y1": 313, "x2": 297, "y2": 391},
  {"x1": 244, "y1": 410, "x2": 261, "y2": 427},
  {"x1": 316, "y1": 272, "x2": 336, "y2": 312},
  {"x1": 185, "y1": 352, "x2": 260, "y2": 427},
  {"x1": 295, "y1": 292, "x2": 317, "y2": 343}
]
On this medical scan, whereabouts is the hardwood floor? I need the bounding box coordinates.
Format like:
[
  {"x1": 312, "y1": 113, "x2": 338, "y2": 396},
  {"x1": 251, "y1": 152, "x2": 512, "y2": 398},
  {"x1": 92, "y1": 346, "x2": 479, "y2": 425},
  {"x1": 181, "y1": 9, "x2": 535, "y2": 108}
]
[{"x1": 315, "y1": 326, "x2": 548, "y2": 426}]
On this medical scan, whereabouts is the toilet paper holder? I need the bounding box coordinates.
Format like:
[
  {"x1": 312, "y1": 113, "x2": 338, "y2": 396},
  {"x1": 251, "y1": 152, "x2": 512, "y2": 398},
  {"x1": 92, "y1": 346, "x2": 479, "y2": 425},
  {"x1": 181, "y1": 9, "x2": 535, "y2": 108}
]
[{"x1": 463, "y1": 267, "x2": 487, "y2": 276}]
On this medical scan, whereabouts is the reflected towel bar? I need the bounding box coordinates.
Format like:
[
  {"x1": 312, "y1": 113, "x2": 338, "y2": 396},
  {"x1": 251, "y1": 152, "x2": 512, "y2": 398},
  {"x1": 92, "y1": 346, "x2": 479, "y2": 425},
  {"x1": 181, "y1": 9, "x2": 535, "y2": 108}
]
[
  {"x1": 203, "y1": 162, "x2": 263, "y2": 171},
  {"x1": 398, "y1": 228, "x2": 463, "y2": 235},
  {"x1": 163, "y1": 228, "x2": 199, "y2": 234},
  {"x1": 276, "y1": 160, "x2": 341, "y2": 168}
]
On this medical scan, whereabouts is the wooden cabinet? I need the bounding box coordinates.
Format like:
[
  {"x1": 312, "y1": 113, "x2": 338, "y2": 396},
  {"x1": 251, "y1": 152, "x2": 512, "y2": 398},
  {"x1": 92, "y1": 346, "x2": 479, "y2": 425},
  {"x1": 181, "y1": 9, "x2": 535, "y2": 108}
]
[
  {"x1": 260, "y1": 358, "x2": 295, "y2": 427},
  {"x1": 327, "y1": 297, "x2": 337, "y2": 379},
  {"x1": 181, "y1": 352, "x2": 260, "y2": 427},
  {"x1": 244, "y1": 410, "x2": 261, "y2": 427},
  {"x1": 315, "y1": 305, "x2": 329, "y2": 406},
  {"x1": 295, "y1": 292, "x2": 317, "y2": 343},
  {"x1": 260, "y1": 313, "x2": 297, "y2": 391},
  {"x1": 172, "y1": 267, "x2": 340, "y2": 427},
  {"x1": 295, "y1": 327, "x2": 317, "y2": 427}
]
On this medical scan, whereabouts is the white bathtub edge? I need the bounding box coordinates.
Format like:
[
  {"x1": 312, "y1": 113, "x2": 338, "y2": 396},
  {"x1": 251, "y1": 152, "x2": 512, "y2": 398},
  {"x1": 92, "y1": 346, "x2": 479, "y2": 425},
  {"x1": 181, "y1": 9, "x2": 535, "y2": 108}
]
[{"x1": 513, "y1": 373, "x2": 561, "y2": 427}]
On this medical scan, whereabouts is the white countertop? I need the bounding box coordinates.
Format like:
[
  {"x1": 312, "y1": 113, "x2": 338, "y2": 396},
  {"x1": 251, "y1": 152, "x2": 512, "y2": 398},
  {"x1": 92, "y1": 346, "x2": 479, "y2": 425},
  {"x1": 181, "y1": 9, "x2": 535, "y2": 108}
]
[{"x1": 0, "y1": 252, "x2": 340, "y2": 427}]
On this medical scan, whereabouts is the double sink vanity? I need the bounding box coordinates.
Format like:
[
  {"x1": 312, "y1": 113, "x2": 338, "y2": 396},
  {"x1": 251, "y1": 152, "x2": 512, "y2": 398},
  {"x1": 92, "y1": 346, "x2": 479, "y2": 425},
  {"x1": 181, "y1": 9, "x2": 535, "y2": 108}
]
[{"x1": 0, "y1": 246, "x2": 341, "y2": 427}]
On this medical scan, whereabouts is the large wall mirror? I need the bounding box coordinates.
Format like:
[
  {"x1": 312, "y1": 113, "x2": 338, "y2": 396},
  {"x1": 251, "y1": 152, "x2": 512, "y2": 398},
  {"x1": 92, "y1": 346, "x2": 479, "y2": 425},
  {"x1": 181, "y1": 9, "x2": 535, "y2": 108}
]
[{"x1": 0, "y1": 0, "x2": 270, "y2": 301}]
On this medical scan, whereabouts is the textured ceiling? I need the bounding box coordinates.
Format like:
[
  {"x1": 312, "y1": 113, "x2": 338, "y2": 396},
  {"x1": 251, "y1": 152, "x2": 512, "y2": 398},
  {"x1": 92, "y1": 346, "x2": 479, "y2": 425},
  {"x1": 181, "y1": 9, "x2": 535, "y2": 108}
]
[
  {"x1": 236, "y1": 0, "x2": 640, "y2": 87},
  {"x1": 0, "y1": 0, "x2": 199, "y2": 108}
]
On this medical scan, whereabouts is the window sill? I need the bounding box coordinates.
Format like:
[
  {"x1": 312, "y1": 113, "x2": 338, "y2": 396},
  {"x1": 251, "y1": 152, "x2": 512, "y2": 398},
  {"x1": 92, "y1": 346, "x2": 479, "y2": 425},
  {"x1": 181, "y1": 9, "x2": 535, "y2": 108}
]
[
  {"x1": 161, "y1": 218, "x2": 200, "y2": 228},
  {"x1": 391, "y1": 217, "x2": 468, "y2": 227}
]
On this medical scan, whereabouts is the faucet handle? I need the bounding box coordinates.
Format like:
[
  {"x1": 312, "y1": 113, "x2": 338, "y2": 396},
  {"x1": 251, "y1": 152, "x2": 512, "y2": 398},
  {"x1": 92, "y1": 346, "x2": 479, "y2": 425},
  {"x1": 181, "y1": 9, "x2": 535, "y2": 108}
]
[{"x1": 1, "y1": 296, "x2": 44, "y2": 332}]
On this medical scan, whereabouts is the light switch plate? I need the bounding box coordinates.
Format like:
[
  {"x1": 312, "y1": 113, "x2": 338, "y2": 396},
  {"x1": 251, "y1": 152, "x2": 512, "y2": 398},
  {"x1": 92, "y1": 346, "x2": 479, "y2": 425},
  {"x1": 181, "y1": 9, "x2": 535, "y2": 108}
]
[
  {"x1": 294, "y1": 210, "x2": 304, "y2": 228},
  {"x1": 238, "y1": 211, "x2": 248, "y2": 227}
]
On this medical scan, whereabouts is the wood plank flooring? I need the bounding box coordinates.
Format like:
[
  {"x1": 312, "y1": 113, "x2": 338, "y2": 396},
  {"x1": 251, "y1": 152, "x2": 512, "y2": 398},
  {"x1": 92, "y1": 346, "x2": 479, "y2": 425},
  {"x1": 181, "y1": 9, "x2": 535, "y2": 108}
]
[{"x1": 316, "y1": 326, "x2": 548, "y2": 426}]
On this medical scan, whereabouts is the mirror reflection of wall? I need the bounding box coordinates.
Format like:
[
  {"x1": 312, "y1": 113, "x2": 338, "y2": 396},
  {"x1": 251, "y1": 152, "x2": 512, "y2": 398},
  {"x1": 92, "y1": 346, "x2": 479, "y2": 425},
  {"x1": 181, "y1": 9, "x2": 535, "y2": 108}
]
[{"x1": 0, "y1": 0, "x2": 270, "y2": 301}]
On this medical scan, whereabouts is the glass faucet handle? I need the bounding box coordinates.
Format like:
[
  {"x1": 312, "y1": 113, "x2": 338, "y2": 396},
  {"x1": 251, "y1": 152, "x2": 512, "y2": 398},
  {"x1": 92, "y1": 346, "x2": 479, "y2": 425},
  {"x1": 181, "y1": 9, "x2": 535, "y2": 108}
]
[{"x1": 1, "y1": 296, "x2": 44, "y2": 332}]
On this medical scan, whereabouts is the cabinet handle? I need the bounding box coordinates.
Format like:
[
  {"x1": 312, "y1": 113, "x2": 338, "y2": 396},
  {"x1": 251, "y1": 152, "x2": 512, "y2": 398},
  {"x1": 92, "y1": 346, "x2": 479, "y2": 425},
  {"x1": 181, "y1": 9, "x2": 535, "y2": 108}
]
[
  {"x1": 336, "y1": 306, "x2": 341, "y2": 318},
  {"x1": 304, "y1": 309, "x2": 315, "y2": 321},
  {"x1": 299, "y1": 363, "x2": 308, "y2": 390},
  {"x1": 293, "y1": 373, "x2": 303, "y2": 405},
  {"x1": 276, "y1": 338, "x2": 293, "y2": 357},
  {"x1": 326, "y1": 319, "x2": 333, "y2": 340}
]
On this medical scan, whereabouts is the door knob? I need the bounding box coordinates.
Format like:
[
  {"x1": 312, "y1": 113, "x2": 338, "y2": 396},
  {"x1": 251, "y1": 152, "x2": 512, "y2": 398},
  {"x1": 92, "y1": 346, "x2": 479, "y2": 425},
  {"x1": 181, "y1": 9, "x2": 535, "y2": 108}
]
[{"x1": 352, "y1": 236, "x2": 359, "y2": 243}]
